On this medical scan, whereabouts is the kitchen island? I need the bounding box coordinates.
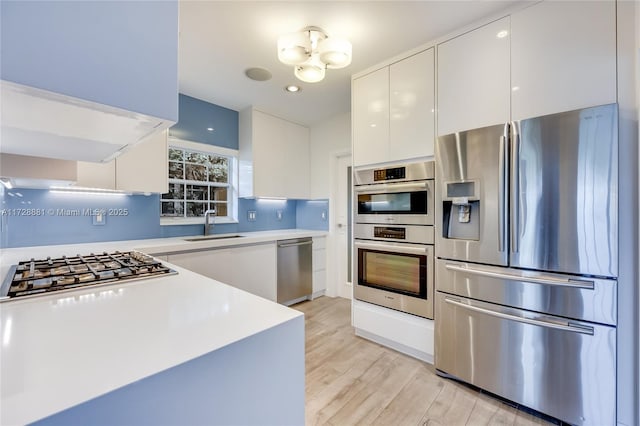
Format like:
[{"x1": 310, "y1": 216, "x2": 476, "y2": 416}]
[{"x1": 0, "y1": 234, "x2": 310, "y2": 425}]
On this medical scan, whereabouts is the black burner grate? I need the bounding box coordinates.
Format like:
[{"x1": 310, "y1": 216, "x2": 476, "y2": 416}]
[{"x1": 1, "y1": 251, "x2": 177, "y2": 299}]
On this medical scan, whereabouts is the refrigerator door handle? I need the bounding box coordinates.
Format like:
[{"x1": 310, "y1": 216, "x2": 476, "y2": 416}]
[
  {"x1": 498, "y1": 123, "x2": 509, "y2": 252},
  {"x1": 444, "y1": 263, "x2": 595, "y2": 290},
  {"x1": 510, "y1": 121, "x2": 520, "y2": 253},
  {"x1": 443, "y1": 296, "x2": 595, "y2": 335}
]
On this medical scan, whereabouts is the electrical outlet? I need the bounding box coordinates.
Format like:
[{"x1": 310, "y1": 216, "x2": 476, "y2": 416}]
[
  {"x1": 321, "y1": 210, "x2": 327, "y2": 221},
  {"x1": 92, "y1": 212, "x2": 106, "y2": 226},
  {"x1": 247, "y1": 210, "x2": 257, "y2": 221},
  {"x1": 276, "y1": 210, "x2": 283, "y2": 221}
]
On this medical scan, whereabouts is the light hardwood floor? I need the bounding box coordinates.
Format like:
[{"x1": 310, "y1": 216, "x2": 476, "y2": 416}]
[{"x1": 293, "y1": 296, "x2": 554, "y2": 426}]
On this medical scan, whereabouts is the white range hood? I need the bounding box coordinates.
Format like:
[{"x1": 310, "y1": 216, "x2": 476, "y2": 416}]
[{"x1": 0, "y1": 80, "x2": 172, "y2": 163}]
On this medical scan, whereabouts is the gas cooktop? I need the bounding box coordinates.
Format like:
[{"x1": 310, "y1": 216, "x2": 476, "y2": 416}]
[{"x1": 1, "y1": 251, "x2": 177, "y2": 301}]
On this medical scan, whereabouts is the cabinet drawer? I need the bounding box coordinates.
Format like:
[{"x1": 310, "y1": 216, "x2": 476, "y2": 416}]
[{"x1": 312, "y1": 249, "x2": 326, "y2": 272}]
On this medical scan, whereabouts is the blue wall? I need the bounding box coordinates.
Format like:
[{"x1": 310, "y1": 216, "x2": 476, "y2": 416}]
[
  {"x1": 169, "y1": 94, "x2": 238, "y2": 149},
  {"x1": 0, "y1": 186, "x2": 328, "y2": 248},
  {"x1": 296, "y1": 200, "x2": 329, "y2": 231}
]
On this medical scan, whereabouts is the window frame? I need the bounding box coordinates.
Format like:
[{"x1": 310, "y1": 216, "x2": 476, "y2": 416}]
[{"x1": 160, "y1": 137, "x2": 239, "y2": 226}]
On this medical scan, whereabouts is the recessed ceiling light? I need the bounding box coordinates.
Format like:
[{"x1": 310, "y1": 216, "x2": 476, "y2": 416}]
[
  {"x1": 245, "y1": 67, "x2": 272, "y2": 81},
  {"x1": 284, "y1": 85, "x2": 301, "y2": 93},
  {"x1": 496, "y1": 30, "x2": 509, "y2": 39},
  {"x1": 207, "y1": 127, "x2": 214, "y2": 132}
]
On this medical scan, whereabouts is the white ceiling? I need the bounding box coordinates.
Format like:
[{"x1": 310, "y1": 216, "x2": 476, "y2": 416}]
[{"x1": 179, "y1": 1, "x2": 521, "y2": 127}]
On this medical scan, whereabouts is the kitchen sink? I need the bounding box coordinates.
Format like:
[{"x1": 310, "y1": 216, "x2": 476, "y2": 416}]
[{"x1": 183, "y1": 235, "x2": 245, "y2": 242}]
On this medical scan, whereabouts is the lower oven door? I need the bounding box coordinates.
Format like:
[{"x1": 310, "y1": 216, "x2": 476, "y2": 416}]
[
  {"x1": 435, "y1": 292, "x2": 616, "y2": 426},
  {"x1": 354, "y1": 240, "x2": 433, "y2": 319}
]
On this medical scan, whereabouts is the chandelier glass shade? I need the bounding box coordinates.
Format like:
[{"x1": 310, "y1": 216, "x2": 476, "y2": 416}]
[{"x1": 278, "y1": 27, "x2": 352, "y2": 83}]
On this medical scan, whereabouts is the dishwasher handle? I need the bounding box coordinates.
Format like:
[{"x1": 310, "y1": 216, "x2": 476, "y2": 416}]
[{"x1": 277, "y1": 240, "x2": 313, "y2": 248}]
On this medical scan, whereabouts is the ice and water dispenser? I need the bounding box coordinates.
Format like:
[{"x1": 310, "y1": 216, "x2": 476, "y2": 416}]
[{"x1": 441, "y1": 180, "x2": 480, "y2": 241}]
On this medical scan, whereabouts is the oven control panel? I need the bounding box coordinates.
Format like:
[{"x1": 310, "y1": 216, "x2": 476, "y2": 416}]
[
  {"x1": 374, "y1": 167, "x2": 406, "y2": 181},
  {"x1": 374, "y1": 226, "x2": 406, "y2": 240}
]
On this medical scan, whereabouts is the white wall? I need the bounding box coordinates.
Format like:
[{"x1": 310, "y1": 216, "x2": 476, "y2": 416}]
[{"x1": 309, "y1": 111, "x2": 351, "y2": 199}]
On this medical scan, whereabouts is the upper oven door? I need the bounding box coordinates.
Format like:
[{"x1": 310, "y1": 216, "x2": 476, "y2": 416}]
[{"x1": 355, "y1": 180, "x2": 434, "y2": 225}]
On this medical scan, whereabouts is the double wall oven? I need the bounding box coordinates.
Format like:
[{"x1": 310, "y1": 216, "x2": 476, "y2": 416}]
[{"x1": 354, "y1": 161, "x2": 435, "y2": 319}]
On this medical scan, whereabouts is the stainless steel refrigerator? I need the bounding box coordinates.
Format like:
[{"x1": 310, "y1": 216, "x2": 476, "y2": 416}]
[{"x1": 434, "y1": 104, "x2": 618, "y2": 426}]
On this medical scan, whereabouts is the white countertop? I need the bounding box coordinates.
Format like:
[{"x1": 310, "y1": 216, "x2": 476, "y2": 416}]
[
  {"x1": 0, "y1": 229, "x2": 327, "y2": 280},
  {"x1": 134, "y1": 229, "x2": 327, "y2": 255},
  {"x1": 0, "y1": 229, "x2": 323, "y2": 425}
]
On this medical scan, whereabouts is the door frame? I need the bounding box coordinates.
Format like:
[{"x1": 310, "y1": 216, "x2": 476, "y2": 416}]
[{"x1": 327, "y1": 150, "x2": 352, "y2": 299}]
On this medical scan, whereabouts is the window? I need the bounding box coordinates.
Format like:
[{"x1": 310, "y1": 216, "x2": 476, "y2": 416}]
[{"x1": 160, "y1": 140, "x2": 238, "y2": 223}]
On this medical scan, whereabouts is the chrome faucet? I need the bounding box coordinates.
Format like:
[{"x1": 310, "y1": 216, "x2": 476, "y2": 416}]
[{"x1": 204, "y1": 209, "x2": 216, "y2": 235}]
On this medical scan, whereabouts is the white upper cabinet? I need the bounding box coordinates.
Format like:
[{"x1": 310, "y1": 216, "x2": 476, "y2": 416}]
[
  {"x1": 353, "y1": 48, "x2": 435, "y2": 167},
  {"x1": 352, "y1": 67, "x2": 390, "y2": 166},
  {"x1": 239, "y1": 109, "x2": 310, "y2": 199},
  {"x1": 390, "y1": 48, "x2": 436, "y2": 161},
  {"x1": 437, "y1": 17, "x2": 511, "y2": 135},
  {"x1": 76, "y1": 162, "x2": 116, "y2": 190},
  {"x1": 510, "y1": 1, "x2": 616, "y2": 120},
  {"x1": 76, "y1": 130, "x2": 169, "y2": 193},
  {"x1": 116, "y1": 130, "x2": 168, "y2": 193}
]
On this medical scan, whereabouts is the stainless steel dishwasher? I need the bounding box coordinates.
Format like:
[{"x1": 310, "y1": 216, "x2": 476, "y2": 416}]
[{"x1": 277, "y1": 237, "x2": 313, "y2": 305}]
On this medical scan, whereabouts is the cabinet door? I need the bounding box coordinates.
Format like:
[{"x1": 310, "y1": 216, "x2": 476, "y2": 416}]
[
  {"x1": 167, "y1": 249, "x2": 235, "y2": 286},
  {"x1": 282, "y1": 120, "x2": 310, "y2": 199},
  {"x1": 167, "y1": 243, "x2": 277, "y2": 302},
  {"x1": 232, "y1": 243, "x2": 277, "y2": 301},
  {"x1": 76, "y1": 161, "x2": 116, "y2": 190},
  {"x1": 352, "y1": 67, "x2": 389, "y2": 166},
  {"x1": 437, "y1": 17, "x2": 510, "y2": 135},
  {"x1": 511, "y1": 1, "x2": 616, "y2": 121},
  {"x1": 390, "y1": 48, "x2": 435, "y2": 160},
  {"x1": 251, "y1": 110, "x2": 309, "y2": 198},
  {"x1": 116, "y1": 130, "x2": 168, "y2": 193}
]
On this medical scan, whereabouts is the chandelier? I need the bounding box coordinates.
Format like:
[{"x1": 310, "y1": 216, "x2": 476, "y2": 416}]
[{"x1": 277, "y1": 26, "x2": 352, "y2": 83}]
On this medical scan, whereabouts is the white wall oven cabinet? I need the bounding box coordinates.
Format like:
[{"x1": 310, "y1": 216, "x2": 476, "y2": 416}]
[
  {"x1": 353, "y1": 161, "x2": 435, "y2": 319},
  {"x1": 352, "y1": 48, "x2": 435, "y2": 166},
  {"x1": 352, "y1": 67, "x2": 389, "y2": 167}
]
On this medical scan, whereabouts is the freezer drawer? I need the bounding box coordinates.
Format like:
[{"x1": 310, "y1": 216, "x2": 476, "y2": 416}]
[
  {"x1": 435, "y1": 292, "x2": 616, "y2": 426},
  {"x1": 436, "y1": 259, "x2": 616, "y2": 326}
]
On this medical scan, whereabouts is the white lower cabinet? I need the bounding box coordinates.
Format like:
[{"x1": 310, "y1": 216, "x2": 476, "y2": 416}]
[
  {"x1": 167, "y1": 243, "x2": 277, "y2": 301},
  {"x1": 352, "y1": 299, "x2": 434, "y2": 364},
  {"x1": 312, "y1": 237, "x2": 326, "y2": 298}
]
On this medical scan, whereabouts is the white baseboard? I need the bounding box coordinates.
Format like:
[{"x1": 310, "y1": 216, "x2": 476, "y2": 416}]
[
  {"x1": 355, "y1": 328, "x2": 434, "y2": 364},
  {"x1": 309, "y1": 290, "x2": 326, "y2": 300}
]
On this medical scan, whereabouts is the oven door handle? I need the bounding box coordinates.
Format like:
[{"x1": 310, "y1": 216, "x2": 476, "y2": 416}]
[
  {"x1": 354, "y1": 182, "x2": 427, "y2": 193},
  {"x1": 354, "y1": 241, "x2": 428, "y2": 255},
  {"x1": 444, "y1": 296, "x2": 594, "y2": 335},
  {"x1": 444, "y1": 263, "x2": 595, "y2": 290}
]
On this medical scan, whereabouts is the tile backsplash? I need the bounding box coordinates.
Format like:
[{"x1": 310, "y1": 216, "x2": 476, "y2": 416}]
[{"x1": 0, "y1": 187, "x2": 328, "y2": 248}]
